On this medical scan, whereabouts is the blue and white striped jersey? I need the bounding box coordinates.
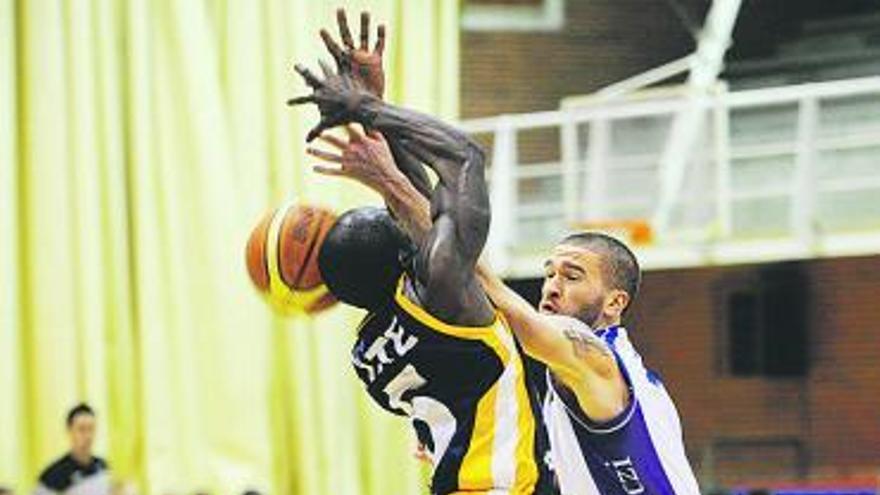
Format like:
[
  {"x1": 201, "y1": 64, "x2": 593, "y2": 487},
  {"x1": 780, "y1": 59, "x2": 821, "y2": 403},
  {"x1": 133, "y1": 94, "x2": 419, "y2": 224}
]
[{"x1": 543, "y1": 326, "x2": 701, "y2": 495}]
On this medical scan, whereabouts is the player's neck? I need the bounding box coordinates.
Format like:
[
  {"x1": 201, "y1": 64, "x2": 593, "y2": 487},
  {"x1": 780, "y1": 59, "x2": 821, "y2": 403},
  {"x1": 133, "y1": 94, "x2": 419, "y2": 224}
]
[
  {"x1": 70, "y1": 450, "x2": 92, "y2": 466},
  {"x1": 593, "y1": 317, "x2": 622, "y2": 332}
]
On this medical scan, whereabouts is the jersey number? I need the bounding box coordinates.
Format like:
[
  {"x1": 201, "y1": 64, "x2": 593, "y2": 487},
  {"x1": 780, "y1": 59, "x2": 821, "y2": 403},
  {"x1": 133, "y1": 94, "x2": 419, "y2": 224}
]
[{"x1": 383, "y1": 364, "x2": 457, "y2": 463}]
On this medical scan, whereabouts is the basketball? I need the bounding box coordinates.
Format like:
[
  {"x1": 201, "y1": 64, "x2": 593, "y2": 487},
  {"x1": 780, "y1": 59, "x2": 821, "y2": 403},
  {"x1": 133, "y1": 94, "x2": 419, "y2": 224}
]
[{"x1": 245, "y1": 202, "x2": 338, "y2": 315}]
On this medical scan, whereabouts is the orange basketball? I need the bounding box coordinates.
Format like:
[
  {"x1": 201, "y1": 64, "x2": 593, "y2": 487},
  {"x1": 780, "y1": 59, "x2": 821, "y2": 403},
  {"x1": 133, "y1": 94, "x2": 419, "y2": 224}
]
[{"x1": 245, "y1": 202, "x2": 338, "y2": 315}]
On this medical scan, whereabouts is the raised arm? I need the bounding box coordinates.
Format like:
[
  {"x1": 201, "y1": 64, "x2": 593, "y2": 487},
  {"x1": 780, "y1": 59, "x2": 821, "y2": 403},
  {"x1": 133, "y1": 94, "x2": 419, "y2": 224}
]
[
  {"x1": 315, "y1": 9, "x2": 434, "y2": 202},
  {"x1": 475, "y1": 270, "x2": 621, "y2": 378},
  {"x1": 386, "y1": 136, "x2": 432, "y2": 199},
  {"x1": 307, "y1": 124, "x2": 627, "y2": 421},
  {"x1": 358, "y1": 103, "x2": 627, "y2": 415},
  {"x1": 478, "y1": 274, "x2": 628, "y2": 421},
  {"x1": 389, "y1": 174, "x2": 626, "y2": 420},
  {"x1": 290, "y1": 66, "x2": 493, "y2": 325},
  {"x1": 356, "y1": 102, "x2": 492, "y2": 324},
  {"x1": 307, "y1": 126, "x2": 432, "y2": 246}
]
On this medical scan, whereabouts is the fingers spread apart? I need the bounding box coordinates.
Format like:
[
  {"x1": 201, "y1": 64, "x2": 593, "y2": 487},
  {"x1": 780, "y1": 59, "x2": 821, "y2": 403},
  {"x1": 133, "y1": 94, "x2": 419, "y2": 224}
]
[
  {"x1": 294, "y1": 63, "x2": 322, "y2": 88},
  {"x1": 318, "y1": 133, "x2": 348, "y2": 150},
  {"x1": 287, "y1": 94, "x2": 315, "y2": 106},
  {"x1": 313, "y1": 164, "x2": 345, "y2": 177},
  {"x1": 360, "y1": 12, "x2": 370, "y2": 50},
  {"x1": 337, "y1": 9, "x2": 355, "y2": 49},
  {"x1": 306, "y1": 146, "x2": 343, "y2": 163},
  {"x1": 320, "y1": 29, "x2": 344, "y2": 66},
  {"x1": 375, "y1": 25, "x2": 386, "y2": 55}
]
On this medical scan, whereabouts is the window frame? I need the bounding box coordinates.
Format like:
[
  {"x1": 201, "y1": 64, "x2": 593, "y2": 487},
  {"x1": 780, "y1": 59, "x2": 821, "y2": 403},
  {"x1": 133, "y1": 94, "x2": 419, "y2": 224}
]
[{"x1": 461, "y1": 0, "x2": 565, "y2": 32}]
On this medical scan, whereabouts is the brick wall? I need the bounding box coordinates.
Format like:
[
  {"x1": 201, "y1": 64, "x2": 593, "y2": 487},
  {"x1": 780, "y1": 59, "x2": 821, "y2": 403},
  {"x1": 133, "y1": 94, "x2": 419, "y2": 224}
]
[
  {"x1": 625, "y1": 255, "x2": 880, "y2": 485},
  {"x1": 461, "y1": 0, "x2": 707, "y2": 162}
]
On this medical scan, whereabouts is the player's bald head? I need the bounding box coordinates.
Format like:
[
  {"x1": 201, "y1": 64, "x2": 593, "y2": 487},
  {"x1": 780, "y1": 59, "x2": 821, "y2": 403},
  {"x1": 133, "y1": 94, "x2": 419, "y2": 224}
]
[
  {"x1": 319, "y1": 206, "x2": 409, "y2": 311},
  {"x1": 557, "y1": 232, "x2": 641, "y2": 310}
]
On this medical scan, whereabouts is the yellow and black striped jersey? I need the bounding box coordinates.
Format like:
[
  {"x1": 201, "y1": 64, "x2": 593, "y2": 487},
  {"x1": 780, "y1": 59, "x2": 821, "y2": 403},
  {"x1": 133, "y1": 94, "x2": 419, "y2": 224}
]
[{"x1": 351, "y1": 276, "x2": 555, "y2": 495}]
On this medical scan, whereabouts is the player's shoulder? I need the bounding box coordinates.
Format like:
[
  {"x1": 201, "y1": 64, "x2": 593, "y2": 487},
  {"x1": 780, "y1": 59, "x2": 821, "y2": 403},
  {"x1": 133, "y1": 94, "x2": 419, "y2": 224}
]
[
  {"x1": 597, "y1": 325, "x2": 635, "y2": 354},
  {"x1": 39, "y1": 454, "x2": 109, "y2": 490},
  {"x1": 392, "y1": 273, "x2": 502, "y2": 339},
  {"x1": 603, "y1": 327, "x2": 670, "y2": 390},
  {"x1": 38, "y1": 454, "x2": 75, "y2": 490}
]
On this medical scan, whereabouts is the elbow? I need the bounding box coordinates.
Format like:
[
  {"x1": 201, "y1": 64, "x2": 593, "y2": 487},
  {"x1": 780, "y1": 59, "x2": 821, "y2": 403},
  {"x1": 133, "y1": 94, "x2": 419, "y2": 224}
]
[
  {"x1": 590, "y1": 354, "x2": 620, "y2": 380},
  {"x1": 426, "y1": 246, "x2": 468, "y2": 296},
  {"x1": 457, "y1": 199, "x2": 490, "y2": 259},
  {"x1": 465, "y1": 141, "x2": 486, "y2": 169}
]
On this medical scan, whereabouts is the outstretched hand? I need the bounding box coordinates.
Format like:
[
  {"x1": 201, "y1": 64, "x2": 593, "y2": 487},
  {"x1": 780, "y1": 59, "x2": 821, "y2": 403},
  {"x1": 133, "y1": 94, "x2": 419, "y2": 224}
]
[
  {"x1": 287, "y1": 62, "x2": 375, "y2": 142},
  {"x1": 306, "y1": 125, "x2": 401, "y2": 190},
  {"x1": 320, "y1": 9, "x2": 386, "y2": 98}
]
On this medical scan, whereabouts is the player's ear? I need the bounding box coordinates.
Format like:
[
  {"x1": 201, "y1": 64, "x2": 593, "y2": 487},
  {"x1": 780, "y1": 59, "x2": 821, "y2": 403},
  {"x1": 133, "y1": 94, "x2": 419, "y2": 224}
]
[{"x1": 604, "y1": 289, "x2": 629, "y2": 320}]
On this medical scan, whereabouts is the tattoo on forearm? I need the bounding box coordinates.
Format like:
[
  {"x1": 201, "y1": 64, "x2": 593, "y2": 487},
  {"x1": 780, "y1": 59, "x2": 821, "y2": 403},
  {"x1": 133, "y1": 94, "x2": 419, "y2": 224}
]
[{"x1": 563, "y1": 327, "x2": 612, "y2": 359}]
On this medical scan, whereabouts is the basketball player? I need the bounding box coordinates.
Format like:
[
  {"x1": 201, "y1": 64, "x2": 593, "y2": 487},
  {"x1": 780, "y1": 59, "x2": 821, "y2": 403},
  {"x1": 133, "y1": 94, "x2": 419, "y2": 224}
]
[
  {"x1": 301, "y1": 66, "x2": 702, "y2": 495},
  {"x1": 312, "y1": 124, "x2": 702, "y2": 495},
  {"x1": 288, "y1": 11, "x2": 554, "y2": 495},
  {"x1": 300, "y1": 11, "x2": 701, "y2": 493}
]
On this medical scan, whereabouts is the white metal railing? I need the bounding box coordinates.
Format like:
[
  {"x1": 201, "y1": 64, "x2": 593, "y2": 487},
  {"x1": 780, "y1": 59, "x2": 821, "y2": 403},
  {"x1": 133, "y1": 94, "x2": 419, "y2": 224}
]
[{"x1": 464, "y1": 76, "x2": 880, "y2": 275}]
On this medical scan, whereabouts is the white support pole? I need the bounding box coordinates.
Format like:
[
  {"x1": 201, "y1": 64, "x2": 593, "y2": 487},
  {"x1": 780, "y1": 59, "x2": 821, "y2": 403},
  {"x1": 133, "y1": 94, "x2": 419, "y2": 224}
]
[
  {"x1": 652, "y1": 99, "x2": 708, "y2": 232},
  {"x1": 585, "y1": 119, "x2": 610, "y2": 221},
  {"x1": 713, "y1": 89, "x2": 733, "y2": 239},
  {"x1": 487, "y1": 118, "x2": 518, "y2": 273},
  {"x1": 792, "y1": 97, "x2": 819, "y2": 244},
  {"x1": 651, "y1": 0, "x2": 743, "y2": 235},
  {"x1": 561, "y1": 114, "x2": 580, "y2": 226},
  {"x1": 595, "y1": 54, "x2": 695, "y2": 102},
  {"x1": 689, "y1": 0, "x2": 744, "y2": 88}
]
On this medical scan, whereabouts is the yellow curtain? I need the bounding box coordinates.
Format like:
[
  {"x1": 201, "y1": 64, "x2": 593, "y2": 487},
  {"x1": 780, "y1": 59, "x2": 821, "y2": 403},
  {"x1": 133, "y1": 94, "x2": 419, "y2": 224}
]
[{"x1": 0, "y1": 0, "x2": 459, "y2": 494}]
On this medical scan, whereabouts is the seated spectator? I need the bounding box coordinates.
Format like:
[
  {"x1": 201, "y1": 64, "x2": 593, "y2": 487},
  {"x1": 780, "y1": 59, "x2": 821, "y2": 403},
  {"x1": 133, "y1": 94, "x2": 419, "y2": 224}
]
[{"x1": 34, "y1": 403, "x2": 110, "y2": 495}]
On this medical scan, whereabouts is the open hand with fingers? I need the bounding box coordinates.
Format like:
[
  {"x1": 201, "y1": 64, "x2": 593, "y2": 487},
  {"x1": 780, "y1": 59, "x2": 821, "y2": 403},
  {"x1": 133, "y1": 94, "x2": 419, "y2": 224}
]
[
  {"x1": 287, "y1": 62, "x2": 376, "y2": 142},
  {"x1": 320, "y1": 9, "x2": 386, "y2": 98},
  {"x1": 288, "y1": 8, "x2": 387, "y2": 142},
  {"x1": 307, "y1": 125, "x2": 404, "y2": 191}
]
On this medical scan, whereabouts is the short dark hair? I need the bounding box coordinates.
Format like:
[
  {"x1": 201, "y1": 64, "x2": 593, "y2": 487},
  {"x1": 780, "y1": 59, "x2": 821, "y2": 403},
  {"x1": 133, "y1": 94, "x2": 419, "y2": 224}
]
[
  {"x1": 559, "y1": 232, "x2": 641, "y2": 310},
  {"x1": 66, "y1": 403, "x2": 95, "y2": 427},
  {"x1": 0, "y1": 485, "x2": 13, "y2": 495},
  {"x1": 318, "y1": 207, "x2": 409, "y2": 311}
]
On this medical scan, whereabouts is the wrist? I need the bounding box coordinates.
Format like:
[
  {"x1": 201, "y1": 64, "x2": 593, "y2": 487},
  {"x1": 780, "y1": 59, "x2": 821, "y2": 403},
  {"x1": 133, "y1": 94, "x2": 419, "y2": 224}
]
[
  {"x1": 352, "y1": 156, "x2": 407, "y2": 194},
  {"x1": 374, "y1": 166, "x2": 410, "y2": 195},
  {"x1": 354, "y1": 94, "x2": 382, "y2": 127}
]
